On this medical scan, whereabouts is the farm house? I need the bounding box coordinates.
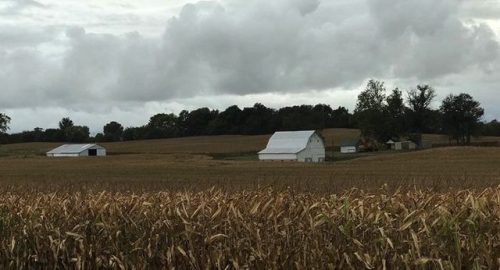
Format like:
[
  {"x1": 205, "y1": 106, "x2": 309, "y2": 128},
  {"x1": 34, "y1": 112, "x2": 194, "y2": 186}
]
[
  {"x1": 46, "y1": 144, "x2": 106, "y2": 157},
  {"x1": 258, "y1": 130, "x2": 325, "y2": 162},
  {"x1": 340, "y1": 139, "x2": 359, "y2": 153}
]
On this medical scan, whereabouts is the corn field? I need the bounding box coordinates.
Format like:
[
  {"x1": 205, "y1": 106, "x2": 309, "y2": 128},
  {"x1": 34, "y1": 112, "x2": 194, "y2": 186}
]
[{"x1": 0, "y1": 187, "x2": 499, "y2": 269}]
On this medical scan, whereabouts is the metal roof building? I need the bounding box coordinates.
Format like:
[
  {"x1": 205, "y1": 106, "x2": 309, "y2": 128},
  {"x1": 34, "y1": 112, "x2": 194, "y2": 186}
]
[
  {"x1": 340, "y1": 139, "x2": 359, "y2": 153},
  {"x1": 46, "y1": 144, "x2": 106, "y2": 157},
  {"x1": 258, "y1": 130, "x2": 325, "y2": 162}
]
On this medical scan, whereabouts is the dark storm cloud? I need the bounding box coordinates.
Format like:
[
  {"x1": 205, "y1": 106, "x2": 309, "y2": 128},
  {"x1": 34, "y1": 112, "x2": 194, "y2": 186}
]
[{"x1": 1, "y1": 0, "x2": 500, "y2": 125}]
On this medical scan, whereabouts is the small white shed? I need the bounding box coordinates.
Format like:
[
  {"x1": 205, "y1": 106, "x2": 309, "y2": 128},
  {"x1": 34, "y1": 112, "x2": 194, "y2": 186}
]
[
  {"x1": 340, "y1": 139, "x2": 359, "y2": 153},
  {"x1": 46, "y1": 144, "x2": 106, "y2": 157},
  {"x1": 258, "y1": 130, "x2": 325, "y2": 162},
  {"x1": 394, "y1": 141, "x2": 417, "y2": 151},
  {"x1": 386, "y1": 139, "x2": 396, "y2": 150}
]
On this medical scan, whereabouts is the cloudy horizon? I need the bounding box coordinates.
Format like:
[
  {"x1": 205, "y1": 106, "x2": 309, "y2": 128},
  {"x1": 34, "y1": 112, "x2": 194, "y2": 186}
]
[{"x1": 1, "y1": 0, "x2": 500, "y2": 133}]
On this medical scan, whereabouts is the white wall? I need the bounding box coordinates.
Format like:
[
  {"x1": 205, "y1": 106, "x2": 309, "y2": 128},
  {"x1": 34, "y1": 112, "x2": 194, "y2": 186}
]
[
  {"x1": 97, "y1": 148, "x2": 106, "y2": 156},
  {"x1": 81, "y1": 146, "x2": 106, "y2": 156},
  {"x1": 341, "y1": 146, "x2": 357, "y2": 153},
  {"x1": 259, "y1": 153, "x2": 298, "y2": 161},
  {"x1": 51, "y1": 153, "x2": 80, "y2": 157},
  {"x1": 297, "y1": 133, "x2": 325, "y2": 162}
]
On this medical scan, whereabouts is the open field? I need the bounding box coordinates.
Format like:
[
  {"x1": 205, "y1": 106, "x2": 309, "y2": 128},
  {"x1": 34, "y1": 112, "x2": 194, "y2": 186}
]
[
  {"x1": 2, "y1": 128, "x2": 500, "y2": 158},
  {"x1": 1, "y1": 131, "x2": 500, "y2": 268},
  {"x1": 1, "y1": 147, "x2": 500, "y2": 191}
]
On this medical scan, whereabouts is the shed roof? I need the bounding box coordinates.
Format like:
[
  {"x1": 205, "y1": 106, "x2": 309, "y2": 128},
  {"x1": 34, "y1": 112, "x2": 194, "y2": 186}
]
[
  {"x1": 340, "y1": 139, "x2": 359, "y2": 147},
  {"x1": 47, "y1": 144, "x2": 104, "y2": 154},
  {"x1": 258, "y1": 130, "x2": 319, "y2": 154}
]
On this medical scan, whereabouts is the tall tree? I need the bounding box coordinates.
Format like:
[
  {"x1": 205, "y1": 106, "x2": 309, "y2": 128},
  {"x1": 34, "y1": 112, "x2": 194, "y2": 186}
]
[
  {"x1": 480, "y1": 120, "x2": 500, "y2": 136},
  {"x1": 58, "y1": 117, "x2": 74, "y2": 130},
  {"x1": 210, "y1": 105, "x2": 243, "y2": 134},
  {"x1": 406, "y1": 85, "x2": 436, "y2": 144},
  {"x1": 179, "y1": 108, "x2": 218, "y2": 136},
  {"x1": 103, "y1": 121, "x2": 124, "y2": 141},
  {"x1": 242, "y1": 103, "x2": 278, "y2": 135},
  {"x1": 146, "y1": 113, "x2": 178, "y2": 138},
  {"x1": 0, "y1": 113, "x2": 11, "y2": 133},
  {"x1": 65, "y1": 126, "x2": 90, "y2": 142},
  {"x1": 440, "y1": 93, "x2": 484, "y2": 144},
  {"x1": 354, "y1": 80, "x2": 388, "y2": 141},
  {"x1": 312, "y1": 104, "x2": 334, "y2": 129},
  {"x1": 57, "y1": 117, "x2": 89, "y2": 142},
  {"x1": 330, "y1": 106, "x2": 352, "y2": 128},
  {"x1": 385, "y1": 88, "x2": 406, "y2": 139}
]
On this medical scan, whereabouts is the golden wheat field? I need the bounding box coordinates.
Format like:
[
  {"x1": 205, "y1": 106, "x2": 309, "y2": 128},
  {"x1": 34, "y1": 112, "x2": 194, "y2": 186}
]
[{"x1": 1, "y1": 130, "x2": 500, "y2": 268}]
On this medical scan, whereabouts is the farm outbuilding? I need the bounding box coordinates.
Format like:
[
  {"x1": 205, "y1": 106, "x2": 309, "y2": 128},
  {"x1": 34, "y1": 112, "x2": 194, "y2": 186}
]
[
  {"x1": 258, "y1": 130, "x2": 325, "y2": 162},
  {"x1": 340, "y1": 139, "x2": 359, "y2": 153},
  {"x1": 394, "y1": 141, "x2": 417, "y2": 151},
  {"x1": 46, "y1": 144, "x2": 106, "y2": 157},
  {"x1": 386, "y1": 139, "x2": 396, "y2": 150}
]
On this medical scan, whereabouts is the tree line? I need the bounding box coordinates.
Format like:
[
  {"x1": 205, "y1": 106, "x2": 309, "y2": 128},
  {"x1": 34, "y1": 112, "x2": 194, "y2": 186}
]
[
  {"x1": 1, "y1": 80, "x2": 500, "y2": 145},
  {"x1": 0, "y1": 104, "x2": 353, "y2": 144}
]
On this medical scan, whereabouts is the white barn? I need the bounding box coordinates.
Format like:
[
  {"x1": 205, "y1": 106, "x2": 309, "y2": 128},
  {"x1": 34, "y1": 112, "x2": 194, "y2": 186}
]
[
  {"x1": 46, "y1": 144, "x2": 106, "y2": 157},
  {"x1": 258, "y1": 130, "x2": 325, "y2": 162}
]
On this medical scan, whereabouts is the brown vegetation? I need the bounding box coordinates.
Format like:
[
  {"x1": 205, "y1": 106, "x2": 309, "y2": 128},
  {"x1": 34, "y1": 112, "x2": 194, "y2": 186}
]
[
  {"x1": 1, "y1": 132, "x2": 500, "y2": 268},
  {"x1": 0, "y1": 188, "x2": 499, "y2": 269},
  {"x1": 1, "y1": 147, "x2": 499, "y2": 192}
]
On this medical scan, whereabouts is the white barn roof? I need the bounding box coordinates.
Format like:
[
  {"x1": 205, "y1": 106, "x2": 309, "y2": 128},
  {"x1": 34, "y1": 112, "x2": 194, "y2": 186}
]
[
  {"x1": 259, "y1": 130, "x2": 317, "y2": 154},
  {"x1": 47, "y1": 144, "x2": 104, "y2": 154}
]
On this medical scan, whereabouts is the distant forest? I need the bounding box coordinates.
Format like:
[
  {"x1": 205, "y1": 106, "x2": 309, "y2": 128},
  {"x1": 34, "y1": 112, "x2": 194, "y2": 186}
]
[{"x1": 1, "y1": 80, "x2": 500, "y2": 145}]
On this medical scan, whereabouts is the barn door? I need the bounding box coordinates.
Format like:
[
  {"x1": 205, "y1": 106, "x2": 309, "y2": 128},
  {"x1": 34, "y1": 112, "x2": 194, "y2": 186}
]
[{"x1": 88, "y1": 149, "x2": 97, "y2": 156}]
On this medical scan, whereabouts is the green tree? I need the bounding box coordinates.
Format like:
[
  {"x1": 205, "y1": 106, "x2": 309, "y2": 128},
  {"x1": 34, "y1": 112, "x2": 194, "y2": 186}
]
[
  {"x1": 354, "y1": 80, "x2": 388, "y2": 141},
  {"x1": 57, "y1": 117, "x2": 89, "y2": 142},
  {"x1": 480, "y1": 120, "x2": 500, "y2": 136},
  {"x1": 385, "y1": 88, "x2": 406, "y2": 139},
  {"x1": 330, "y1": 106, "x2": 352, "y2": 128},
  {"x1": 440, "y1": 93, "x2": 484, "y2": 144},
  {"x1": 179, "y1": 108, "x2": 218, "y2": 136},
  {"x1": 0, "y1": 113, "x2": 11, "y2": 133},
  {"x1": 146, "y1": 113, "x2": 178, "y2": 138},
  {"x1": 406, "y1": 85, "x2": 436, "y2": 144},
  {"x1": 65, "y1": 126, "x2": 90, "y2": 142},
  {"x1": 241, "y1": 103, "x2": 278, "y2": 135},
  {"x1": 58, "y1": 117, "x2": 74, "y2": 130},
  {"x1": 103, "y1": 121, "x2": 124, "y2": 141},
  {"x1": 210, "y1": 105, "x2": 243, "y2": 134}
]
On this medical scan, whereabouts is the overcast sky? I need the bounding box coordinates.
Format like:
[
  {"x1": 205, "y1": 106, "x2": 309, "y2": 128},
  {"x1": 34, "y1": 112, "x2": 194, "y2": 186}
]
[{"x1": 1, "y1": 0, "x2": 500, "y2": 133}]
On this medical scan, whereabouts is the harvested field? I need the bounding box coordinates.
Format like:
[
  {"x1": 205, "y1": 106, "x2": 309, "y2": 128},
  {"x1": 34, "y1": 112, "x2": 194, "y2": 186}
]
[{"x1": 1, "y1": 147, "x2": 499, "y2": 192}]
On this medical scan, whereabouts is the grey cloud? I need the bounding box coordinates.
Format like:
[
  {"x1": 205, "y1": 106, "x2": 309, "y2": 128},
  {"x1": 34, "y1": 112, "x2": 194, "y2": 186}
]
[
  {"x1": 0, "y1": 0, "x2": 46, "y2": 15},
  {"x1": 368, "y1": 0, "x2": 499, "y2": 79},
  {"x1": 1, "y1": 0, "x2": 500, "y2": 122},
  {"x1": 460, "y1": 0, "x2": 500, "y2": 20},
  {"x1": 0, "y1": 25, "x2": 56, "y2": 48}
]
